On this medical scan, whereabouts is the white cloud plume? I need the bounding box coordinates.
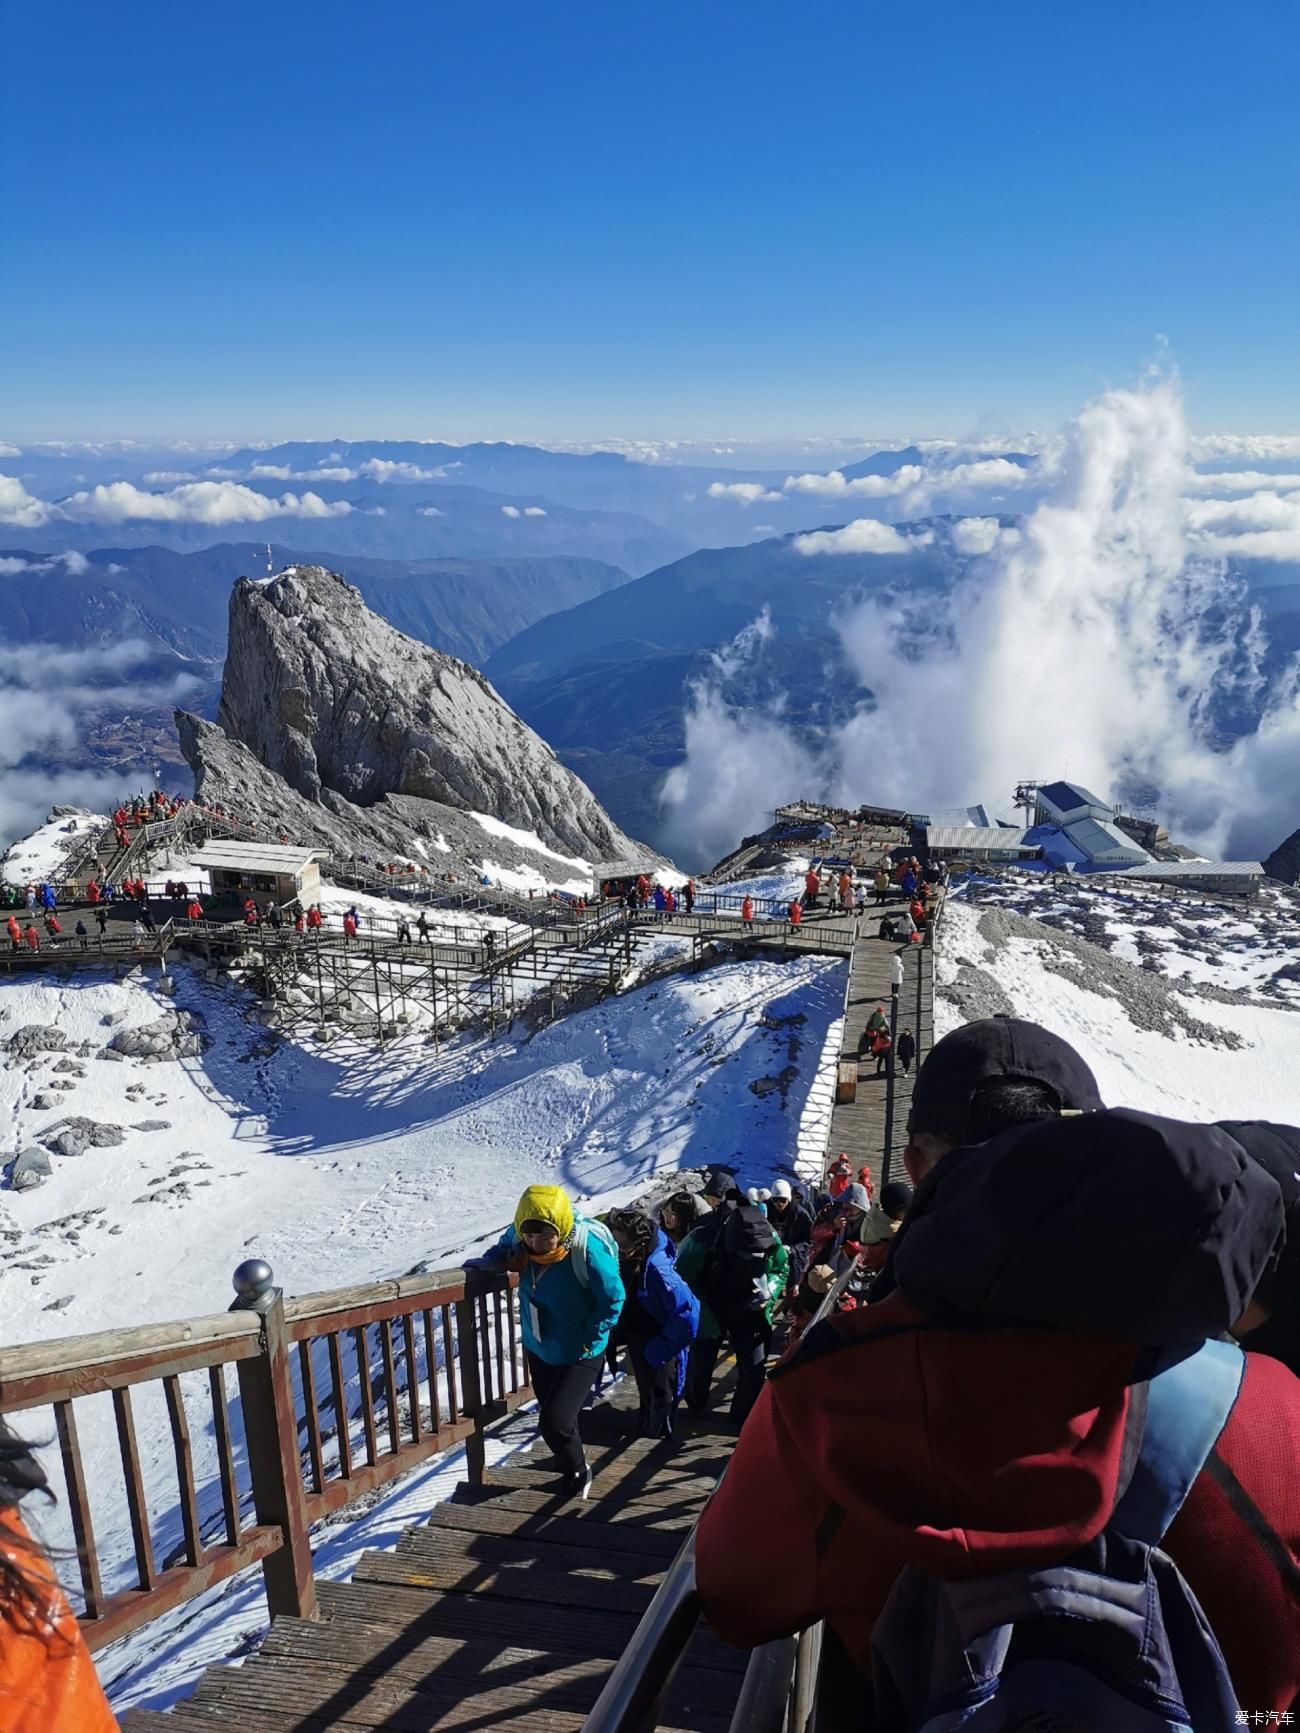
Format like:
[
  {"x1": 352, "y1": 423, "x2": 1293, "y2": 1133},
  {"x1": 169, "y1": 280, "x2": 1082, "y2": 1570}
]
[
  {"x1": 417, "y1": 506, "x2": 444, "y2": 517},
  {"x1": 794, "y1": 519, "x2": 929, "y2": 556},
  {"x1": 142, "y1": 470, "x2": 197, "y2": 484},
  {"x1": 659, "y1": 609, "x2": 820, "y2": 867},
  {"x1": 0, "y1": 444, "x2": 22, "y2": 459},
  {"x1": 706, "y1": 481, "x2": 784, "y2": 504},
  {"x1": 665, "y1": 379, "x2": 1300, "y2": 869},
  {"x1": 523, "y1": 505, "x2": 547, "y2": 517},
  {"x1": 501, "y1": 505, "x2": 521, "y2": 518},
  {"x1": 58, "y1": 480, "x2": 354, "y2": 525},
  {"x1": 0, "y1": 474, "x2": 54, "y2": 528}
]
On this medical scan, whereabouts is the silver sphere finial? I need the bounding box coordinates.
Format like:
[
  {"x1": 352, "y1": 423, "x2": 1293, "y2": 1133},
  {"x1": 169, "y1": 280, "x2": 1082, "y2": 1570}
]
[{"x1": 231, "y1": 1258, "x2": 276, "y2": 1311}]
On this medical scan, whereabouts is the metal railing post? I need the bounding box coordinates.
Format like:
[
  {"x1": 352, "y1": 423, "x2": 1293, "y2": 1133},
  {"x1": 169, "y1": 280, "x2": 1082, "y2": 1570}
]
[
  {"x1": 230, "y1": 1261, "x2": 318, "y2": 1620},
  {"x1": 881, "y1": 973, "x2": 900, "y2": 1188}
]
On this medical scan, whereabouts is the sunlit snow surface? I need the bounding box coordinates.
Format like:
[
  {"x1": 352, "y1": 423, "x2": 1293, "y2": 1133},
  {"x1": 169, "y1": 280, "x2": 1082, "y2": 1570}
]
[
  {"x1": 938, "y1": 874, "x2": 1300, "y2": 1122},
  {"x1": 1, "y1": 948, "x2": 843, "y2": 1710}
]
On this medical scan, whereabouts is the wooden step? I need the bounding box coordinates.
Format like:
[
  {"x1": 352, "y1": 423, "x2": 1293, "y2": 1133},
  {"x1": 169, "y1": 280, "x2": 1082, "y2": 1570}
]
[
  {"x1": 423, "y1": 1498, "x2": 684, "y2": 1557},
  {"x1": 192, "y1": 1653, "x2": 731, "y2": 1733},
  {"x1": 317, "y1": 1577, "x2": 642, "y2": 1657},
  {"x1": 352, "y1": 1543, "x2": 656, "y2": 1616},
  {"x1": 449, "y1": 1481, "x2": 698, "y2": 1532},
  {"x1": 315, "y1": 1578, "x2": 745, "y2": 1675},
  {"x1": 237, "y1": 1619, "x2": 739, "y2": 1723},
  {"x1": 395, "y1": 1521, "x2": 669, "y2": 1584},
  {"x1": 485, "y1": 1461, "x2": 721, "y2": 1502}
]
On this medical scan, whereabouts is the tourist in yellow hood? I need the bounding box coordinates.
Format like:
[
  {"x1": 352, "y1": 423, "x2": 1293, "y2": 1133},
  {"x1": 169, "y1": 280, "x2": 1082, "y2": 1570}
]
[{"x1": 465, "y1": 1184, "x2": 623, "y2": 1498}]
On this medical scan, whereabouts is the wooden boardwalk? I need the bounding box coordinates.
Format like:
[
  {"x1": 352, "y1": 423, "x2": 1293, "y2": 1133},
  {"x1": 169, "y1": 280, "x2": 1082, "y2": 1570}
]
[
  {"x1": 119, "y1": 1379, "x2": 744, "y2": 1733},
  {"x1": 826, "y1": 929, "x2": 934, "y2": 1194}
]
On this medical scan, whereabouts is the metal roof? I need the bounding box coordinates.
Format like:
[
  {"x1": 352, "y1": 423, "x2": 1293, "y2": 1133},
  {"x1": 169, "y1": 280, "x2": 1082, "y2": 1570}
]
[
  {"x1": 190, "y1": 843, "x2": 322, "y2": 874},
  {"x1": 1119, "y1": 859, "x2": 1264, "y2": 880},
  {"x1": 1062, "y1": 817, "x2": 1149, "y2": 862},
  {"x1": 923, "y1": 827, "x2": 1040, "y2": 853},
  {"x1": 1039, "y1": 780, "x2": 1110, "y2": 814}
]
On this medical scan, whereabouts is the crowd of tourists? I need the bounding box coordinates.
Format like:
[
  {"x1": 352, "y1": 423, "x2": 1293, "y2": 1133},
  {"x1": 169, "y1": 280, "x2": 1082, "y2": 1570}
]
[{"x1": 460, "y1": 1013, "x2": 1299, "y2": 1722}]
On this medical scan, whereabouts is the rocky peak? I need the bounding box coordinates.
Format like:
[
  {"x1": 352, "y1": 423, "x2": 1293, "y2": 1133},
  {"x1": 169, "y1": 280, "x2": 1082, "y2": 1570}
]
[{"x1": 178, "y1": 564, "x2": 656, "y2": 872}]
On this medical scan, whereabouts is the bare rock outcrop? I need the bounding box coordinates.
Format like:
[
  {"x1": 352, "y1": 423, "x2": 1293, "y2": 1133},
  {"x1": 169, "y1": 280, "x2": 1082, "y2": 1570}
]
[{"x1": 178, "y1": 565, "x2": 655, "y2": 874}]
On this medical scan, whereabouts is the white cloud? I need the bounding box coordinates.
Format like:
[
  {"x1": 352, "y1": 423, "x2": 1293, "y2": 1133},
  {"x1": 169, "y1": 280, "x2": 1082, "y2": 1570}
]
[
  {"x1": 783, "y1": 465, "x2": 925, "y2": 498},
  {"x1": 523, "y1": 505, "x2": 547, "y2": 517},
  {"x1": 501, "y1": 505, "x2": 521, "y2": 518},
  {"x1": 0, "y1": 444, "x2": 21, "y2": 459},
  {"x1": 356, "y1": 458, "x2": 442, "y2": 482},
  {"x1": 951, "y1": 516, "x2": 1023, "y2": 556},
  {"x1": 1183, "y1": 490, "x2": 1300, "y2": 534},
  {"x1": 59, "y1": 480, "x2": 354, "y2": 525},
  {"x1": 417, "y1": 506, "x2": 444, "y2": 517},
  {"x1": 1192, "y1": 434, "x2": 1300, "y2": 462},
  {"x1": 706, "y1": 481, "x2": 783, "y2": 504},
  {"x1": 0, "y1": 550, "x2": 91, "y2": 576},
  {"x1": 794, "y1": 519, "x2": 926, "y2": 556},
  {"x1": 1185, "y1": 470, "x2": 1300, "y2": 495},
  {"x1": 0, "y1": 474, "x2": 53, "y2": 529},
  {"x1": 142, "y1": 469, "x2": 197, "y2": 484},
  {"x1": 248, "y1": 463, "x2": 358, "y2": 482}
]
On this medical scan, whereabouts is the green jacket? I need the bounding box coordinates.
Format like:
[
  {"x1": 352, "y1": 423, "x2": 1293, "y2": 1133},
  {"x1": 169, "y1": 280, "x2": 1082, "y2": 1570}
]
[{"x1": 676, "y1": 1223, "x2": 791, "y2": 1337}]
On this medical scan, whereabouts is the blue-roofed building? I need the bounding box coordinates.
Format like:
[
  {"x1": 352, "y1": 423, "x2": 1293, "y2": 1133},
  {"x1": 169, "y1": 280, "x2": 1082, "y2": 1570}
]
[
  {"x1": 1060, "y1": 816, "x2": 1150, "y2": 866},
  {"x1": 1034, "y1": 781, "x2": 1115, "y2": 827}
]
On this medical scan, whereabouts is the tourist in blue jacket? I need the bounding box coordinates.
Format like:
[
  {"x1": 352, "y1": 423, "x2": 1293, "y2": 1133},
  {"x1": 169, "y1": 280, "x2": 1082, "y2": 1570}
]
[
  {"x1": 466, "y1": 1183, "x2": 623, "y2": 1498},
  {"x1": 607, "y1": 1207, "x2": 700, "y2": 1439}
]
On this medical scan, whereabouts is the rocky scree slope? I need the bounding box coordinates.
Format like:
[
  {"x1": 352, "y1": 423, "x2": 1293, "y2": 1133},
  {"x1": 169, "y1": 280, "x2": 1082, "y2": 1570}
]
[{"x1": 177, "y1": 566, "x2": 658, "y2": 874}]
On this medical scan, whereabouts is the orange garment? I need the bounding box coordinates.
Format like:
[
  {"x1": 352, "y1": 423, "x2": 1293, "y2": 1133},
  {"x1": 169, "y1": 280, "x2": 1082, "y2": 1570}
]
[{"x1": 0, "y1": 1511, "x2": 118, "y2": 1731}]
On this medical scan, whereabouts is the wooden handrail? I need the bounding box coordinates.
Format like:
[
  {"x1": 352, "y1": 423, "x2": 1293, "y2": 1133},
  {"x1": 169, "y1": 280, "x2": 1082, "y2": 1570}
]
[{"x1": 1, "y1": 1260, "x2": 532, "y2": 1652}]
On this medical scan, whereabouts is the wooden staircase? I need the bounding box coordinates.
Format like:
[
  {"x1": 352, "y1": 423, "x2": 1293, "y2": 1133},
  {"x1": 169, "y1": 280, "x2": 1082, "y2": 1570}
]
[{"x1": 120, "y1": 1385, "x2": 744, "y2": 1732}]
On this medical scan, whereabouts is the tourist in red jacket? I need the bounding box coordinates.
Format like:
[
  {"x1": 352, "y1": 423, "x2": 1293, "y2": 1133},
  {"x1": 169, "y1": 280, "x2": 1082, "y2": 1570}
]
[{"x1": 696, "y1": 1109, "x2": 1300, "y2": 1715}]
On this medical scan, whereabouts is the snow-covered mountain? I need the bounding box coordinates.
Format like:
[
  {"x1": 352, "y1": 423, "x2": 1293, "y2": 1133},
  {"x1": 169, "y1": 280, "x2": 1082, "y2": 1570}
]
[{"x1": 178, "y1": 563, "x2": 661, "y2": 876}]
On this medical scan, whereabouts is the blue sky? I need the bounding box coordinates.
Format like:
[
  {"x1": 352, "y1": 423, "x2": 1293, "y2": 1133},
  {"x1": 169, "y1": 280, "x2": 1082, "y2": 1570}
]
[{"x1": 3, "y1": 1, "x2": 1299, "y2": 442}]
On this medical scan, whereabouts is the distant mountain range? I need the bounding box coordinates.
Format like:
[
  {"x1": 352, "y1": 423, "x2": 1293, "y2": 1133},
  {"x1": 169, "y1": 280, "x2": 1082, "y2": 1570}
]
[{"x1": 0, "y1": 541, "x2": 633, "y2": 666}]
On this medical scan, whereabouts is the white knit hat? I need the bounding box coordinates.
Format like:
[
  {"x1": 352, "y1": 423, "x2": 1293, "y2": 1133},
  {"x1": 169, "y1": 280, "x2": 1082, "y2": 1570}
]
[{"x1": 771, "y1": 1179, "x2": 793, "y2": 1200}]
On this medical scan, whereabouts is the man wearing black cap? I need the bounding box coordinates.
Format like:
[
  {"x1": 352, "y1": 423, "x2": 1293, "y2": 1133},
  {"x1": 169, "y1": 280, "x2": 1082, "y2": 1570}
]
[
  {"x1": 901, "y1": 1014, "x2": 1105, "y2": 1184},
  {"x1": 696, "y1": 1103, "x2": 1300, "y2": 1716}
]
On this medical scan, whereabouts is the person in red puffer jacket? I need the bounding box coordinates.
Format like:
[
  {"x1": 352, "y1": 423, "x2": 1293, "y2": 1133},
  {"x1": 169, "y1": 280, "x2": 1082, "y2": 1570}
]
[{"x1": 696, "y1": 1106, "x2": 1300, "y2": 1717}]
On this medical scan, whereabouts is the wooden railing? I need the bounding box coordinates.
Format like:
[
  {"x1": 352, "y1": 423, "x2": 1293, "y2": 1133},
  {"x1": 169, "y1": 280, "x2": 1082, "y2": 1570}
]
[{"x1": 0, "y1": 1261, "x2": 530, "y2": 1652}]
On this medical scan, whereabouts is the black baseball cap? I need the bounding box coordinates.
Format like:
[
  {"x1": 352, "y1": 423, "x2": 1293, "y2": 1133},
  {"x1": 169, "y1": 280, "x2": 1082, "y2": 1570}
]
[{"x1": 907, "y1": 1016, "x2": 1103, "y2": 1138}]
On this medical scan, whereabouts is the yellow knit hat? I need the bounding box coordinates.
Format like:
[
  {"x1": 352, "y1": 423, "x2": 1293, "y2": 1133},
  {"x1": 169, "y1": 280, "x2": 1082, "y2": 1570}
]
[{"x1": 514, "y1": 1184, "x2": 575, "y2": 1240}]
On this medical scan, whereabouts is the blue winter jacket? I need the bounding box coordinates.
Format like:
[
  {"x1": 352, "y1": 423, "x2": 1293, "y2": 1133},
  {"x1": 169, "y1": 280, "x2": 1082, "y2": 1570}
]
[
  {"x1": 631, "y1": 1228, "x2": 700, "y2": 1397},
  {"x1": 486, "y1": 1219, "x2": 625, "y2": 1367}
]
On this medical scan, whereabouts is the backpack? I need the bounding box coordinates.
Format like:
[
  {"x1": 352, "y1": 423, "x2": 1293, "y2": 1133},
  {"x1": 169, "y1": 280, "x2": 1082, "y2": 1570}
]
[
  {"x1": 698, "y1": 1201, "x2": 777, "y2": 1323},
  {"x1": 569, "y1": 1217, "x2": 619, "y2": 1289},
  {"x1": 869, "y1": 1337, "x2": 1245, "y2": 1732}
]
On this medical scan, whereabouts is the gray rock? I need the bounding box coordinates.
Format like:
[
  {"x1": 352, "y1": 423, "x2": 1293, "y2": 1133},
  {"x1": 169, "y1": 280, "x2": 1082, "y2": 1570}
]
[
  {"x1": 40, "y1": 1118, "x2": 126, "y2": 1159},
  {"x1": 7, "y1": 1025, "x2": 67, "y2": 1058},
  {"x1": 107, "y1": 1011, "x2": 208, "y2": 1062},
  {"x1": 42, "y1": 1295, "x2": 73, "y2": 1312},
  {"x1": 29, "y1": 1092, "x2": 59, "y2": 1111},
  {"x1": 101, "y1": 1010, "x2": 128, "y2": 1027},
  {"x1": 132, "y1": 1119, "x2": 171, "y2": 1131},
  {"x1": 175, "y1": 565, "x2": 659, "y2": 877},
  {"x1": 7, "y1": 1147, "x2": 53, "y2": 1190}
]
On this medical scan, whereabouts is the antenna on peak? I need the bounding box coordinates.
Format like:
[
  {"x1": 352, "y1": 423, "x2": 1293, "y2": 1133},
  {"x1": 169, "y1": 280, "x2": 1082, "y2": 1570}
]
[{"x1": 266, "y1": 542, "x2": 272, "y2": 574}]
